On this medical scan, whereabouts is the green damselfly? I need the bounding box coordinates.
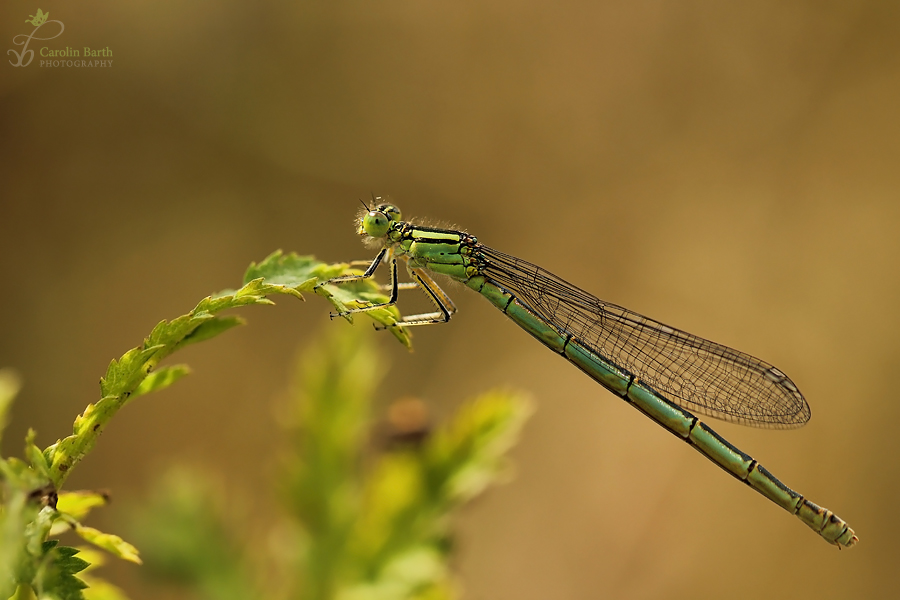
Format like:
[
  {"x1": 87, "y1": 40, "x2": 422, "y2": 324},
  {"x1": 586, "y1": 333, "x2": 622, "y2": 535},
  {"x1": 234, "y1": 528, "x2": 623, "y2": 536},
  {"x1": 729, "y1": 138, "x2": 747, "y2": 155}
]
[{"x1": 319, "y1": 201, "x2": 857, "y2": 548}]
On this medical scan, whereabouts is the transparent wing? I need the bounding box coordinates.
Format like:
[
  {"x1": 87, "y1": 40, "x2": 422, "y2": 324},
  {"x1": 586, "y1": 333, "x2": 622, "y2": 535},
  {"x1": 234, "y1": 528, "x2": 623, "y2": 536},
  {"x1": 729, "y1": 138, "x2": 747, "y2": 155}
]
[{"x1": 479, "y1": 246, "x2": 810, "y2": 429}]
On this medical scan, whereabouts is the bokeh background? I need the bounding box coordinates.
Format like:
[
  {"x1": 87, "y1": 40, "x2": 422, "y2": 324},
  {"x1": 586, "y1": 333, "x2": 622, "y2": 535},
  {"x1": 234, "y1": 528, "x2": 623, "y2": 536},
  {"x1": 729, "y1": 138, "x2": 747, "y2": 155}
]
[{"x1": 2, "y1": 1, "x2": 899, "y2": 598}]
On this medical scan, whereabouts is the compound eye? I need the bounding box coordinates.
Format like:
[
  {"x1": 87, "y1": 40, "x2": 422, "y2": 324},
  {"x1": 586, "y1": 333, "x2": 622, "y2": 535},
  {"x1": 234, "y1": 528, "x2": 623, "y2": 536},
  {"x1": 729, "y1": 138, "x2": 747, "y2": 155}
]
[
  {"x1": 362, "y1": 210, "x2": 391, "y2": 238},
  {"x1": 375, "y1": 204, "x2": 402, "y2": 222}
]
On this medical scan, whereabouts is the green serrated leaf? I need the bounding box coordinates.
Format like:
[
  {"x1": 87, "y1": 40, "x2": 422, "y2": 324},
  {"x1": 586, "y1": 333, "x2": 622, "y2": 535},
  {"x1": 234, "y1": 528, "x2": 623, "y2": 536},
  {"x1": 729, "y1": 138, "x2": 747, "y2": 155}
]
[
  {"x1": 246, "y1": 250, "x2": 414, "y2": 348},
  {"x1": 312, "y1": 281, "x2": 352, "y2": 319},
  {"x1": 99, "y1": 345, "x2": 165, "y2": 398},
  {"x1": 34, "y1": 542, "x2": 88, "y2": 600},
  {"x1": 68, "y1": 546, "x2": 133, "y2": 599},
  {"x1": 43, "y1": 274, "x2": 309, "y2": 486},
  {"x1": 177, "y1": 315, "x2": 245, "y2": 349},
  {"x1": 145, "y1": 314, "x2": 206, "y2": 349},
  {"x1": 73, "y1": 526, "x2": 141, "y2": 565},
  {"x1": 130, "y1": 365, "x2": 191, "y2": 401},
  {"x1": 315, "y1": 281, "x2": 413, "y2": 349},
  {"x1": 199, "y1": 279, "x2": 284, "y2": 310},
  {"x1": 43, "y1": 252, "x2": 416, "y2": 488},
  {"x1": 244, "y1": 250, "x2": 335, "y2": 291}
]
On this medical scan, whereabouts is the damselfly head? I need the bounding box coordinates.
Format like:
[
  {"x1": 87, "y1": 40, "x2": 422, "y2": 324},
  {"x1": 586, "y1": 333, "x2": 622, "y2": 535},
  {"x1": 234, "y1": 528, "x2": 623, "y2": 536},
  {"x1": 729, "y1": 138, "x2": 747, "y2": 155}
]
[
  {"x1": 358, "y1": 203, "x2": 402, "y2": 238},
  {"x1": 376, "y1": 203, "x2": 401, "y2": 222}
]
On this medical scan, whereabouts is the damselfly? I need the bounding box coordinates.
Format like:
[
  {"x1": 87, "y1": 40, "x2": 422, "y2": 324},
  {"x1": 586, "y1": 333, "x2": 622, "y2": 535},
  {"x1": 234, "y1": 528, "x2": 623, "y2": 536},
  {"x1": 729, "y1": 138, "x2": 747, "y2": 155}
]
[{"x1": 319, "y1": 201, "x2": 857, "y2": 548}]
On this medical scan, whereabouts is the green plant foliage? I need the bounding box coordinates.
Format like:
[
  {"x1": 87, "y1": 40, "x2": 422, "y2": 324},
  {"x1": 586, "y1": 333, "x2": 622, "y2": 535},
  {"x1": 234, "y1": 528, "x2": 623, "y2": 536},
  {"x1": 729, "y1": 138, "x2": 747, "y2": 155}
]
[
  {"x1": 285, "y1": 327, "x2": 531, "y2": 600},
  {"x1": 73, "y1": 549, "x2": 129, "y2": 600},
  {"x1": 130, "y1": 325, "x2": 529, "y2": 600},
  {"x1": 0, "y1": 370, "x2": 21, "y2": 447},
  {"x1": 285, "y1": 326, "x2": 383, "y2": 600},
  {"x1": 0, "y1": 372, "x2": 47, "y2": 600},
  {"x1": 0, "y1": 252, "x2": 528, "y2": 600},
  {"x1": 32, "y1": 542, "x2": 89, "y2": 600},
  {"x1": 127, "y1": 470, "x2": 255, "y2": 600},
  {"x1": 53, "y1": 492, "x2": 110, "y2": 525},
  {"x1": 339, "y1": 390, "x2": 530, "y2": 600},
  {"x1": 68, "y1": 528, "x2": 140, "y2": 566},
  {"x1": 244, "y1": 251, "x2": 413, "y2": 349},
  {"x1": 38, "y1": 252, "x2": 406, "y2": 491}
]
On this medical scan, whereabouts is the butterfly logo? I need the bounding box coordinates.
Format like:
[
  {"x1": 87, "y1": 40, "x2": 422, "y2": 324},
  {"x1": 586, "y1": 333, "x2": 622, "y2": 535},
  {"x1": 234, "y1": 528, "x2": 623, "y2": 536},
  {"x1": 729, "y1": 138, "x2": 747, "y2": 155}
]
[{"x1": 25, "y1": 9, "x2": 49, "y2": 27}]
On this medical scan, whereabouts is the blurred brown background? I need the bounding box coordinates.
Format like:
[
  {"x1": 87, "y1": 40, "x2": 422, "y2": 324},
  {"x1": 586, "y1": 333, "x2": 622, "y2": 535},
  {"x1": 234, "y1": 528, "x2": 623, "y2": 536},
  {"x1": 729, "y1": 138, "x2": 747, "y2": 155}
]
[{"x1": 2, "y1": 1, "x2": 898, "y2": 598}]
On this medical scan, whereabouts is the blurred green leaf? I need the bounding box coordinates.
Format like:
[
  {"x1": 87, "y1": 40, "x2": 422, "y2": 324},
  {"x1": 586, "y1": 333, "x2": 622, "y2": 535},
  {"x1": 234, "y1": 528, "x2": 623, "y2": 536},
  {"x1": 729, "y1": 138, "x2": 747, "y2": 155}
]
[
  {"x1": 284, "y1": 326, "x2": 530, "y2": 600},
  {"x1": 51, "y1": 491, "x2": 111, "y2": 537},
  {"x1": 75, "y1": 549, "x2": 131, "y2": 600},
  {"x1": 338, "y1": 546, "x2": 450, "y2": 600},
  {"x1": 80, "y1": 576, "x2": 130, "y2": 600},
  {"x1": 24, "y1": 429, "x2": 51, "y2": 480},
  {"x1": 286, "y1": 324, "x2": 379, "y2": 600},
  {"x1": 72, "y1": 527, "x2": 141, "y2": 565},
  {"x1": 0, "y1": 368, "x2": 23, "y2": 446},
  {"x1": 55, "y1": 492, "x2": 110, "y2": 522},
  {"x1": 344, "y1": 389, "x2": 530, "y2": 596},
  {"x1": 422, "y1": 390, "x2": 532, "y2": 505},
  {"x1": 0, "y1": 485, "x2": 32, "y2": 599},
  {"x1": 128, "y1": 468, "x2": 256, "y2": 600}
]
